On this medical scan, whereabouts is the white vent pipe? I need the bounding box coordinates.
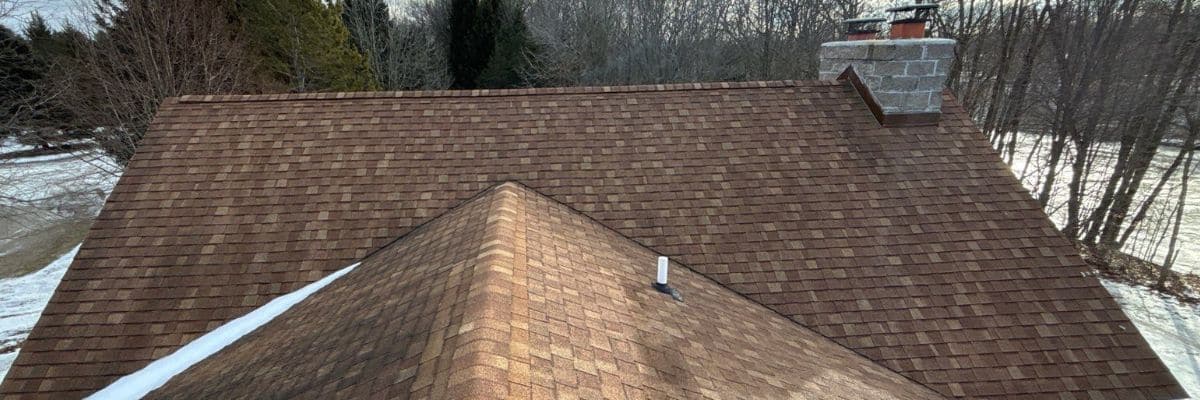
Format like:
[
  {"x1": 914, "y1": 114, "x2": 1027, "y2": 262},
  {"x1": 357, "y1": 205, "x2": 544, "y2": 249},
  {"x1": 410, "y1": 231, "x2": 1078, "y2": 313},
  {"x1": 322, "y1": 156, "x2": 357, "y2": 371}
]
[{"x1": 656, "y1": 256, "x2": 669, "y2": 285}]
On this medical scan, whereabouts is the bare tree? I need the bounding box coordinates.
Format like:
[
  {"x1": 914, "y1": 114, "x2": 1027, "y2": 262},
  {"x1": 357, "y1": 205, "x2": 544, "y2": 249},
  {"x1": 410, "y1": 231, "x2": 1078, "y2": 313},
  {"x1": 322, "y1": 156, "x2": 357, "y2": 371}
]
[
  {"x1": 0, "y1": 0, "x2": 31, "y2": 21},
  {"x1": 54, "y1": 0, "x2": 265, "y2": 163},
  {"x1": 1155, "y1": 118, "x2": 1196, "y2": 288},
  {"x1": 523, "y1": 0, "x2": 857, "y2": 85},
  {"x1": 939, "y1": 0, "x2": 1200, "y2": 277}
]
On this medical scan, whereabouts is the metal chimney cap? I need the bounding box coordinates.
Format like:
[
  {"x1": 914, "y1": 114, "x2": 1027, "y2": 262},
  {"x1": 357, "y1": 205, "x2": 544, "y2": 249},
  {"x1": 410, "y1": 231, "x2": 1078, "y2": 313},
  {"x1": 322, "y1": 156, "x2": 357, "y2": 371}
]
[
  {"x1": 845, "y1": 17, "x2": 887, "y2": 23},
  {"x1": 886, "y1": 3, "x2": 939, "y2": 12}
]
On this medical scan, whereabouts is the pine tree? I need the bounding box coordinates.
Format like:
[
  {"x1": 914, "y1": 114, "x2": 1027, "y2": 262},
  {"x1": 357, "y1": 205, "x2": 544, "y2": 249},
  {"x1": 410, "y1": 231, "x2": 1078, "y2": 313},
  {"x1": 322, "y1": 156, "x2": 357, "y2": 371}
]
[
  {"x1": 448, "y1": 0, "x2": 493, "y2": 89},
  {"x1": 0, "y1": 24, "x2": 42, "y2": 135},
  {"x1": 477, "y1": 1, "x2": 535, "y2": 89},
  {"x1": 24, "y1": 14, "x2": 83, "y2": 63},
  {"x1": 448, "y1": 0, "x2": 533, "y2": 89},
  {"x1": 238, "y1": 0, "x2": 378, "y2": 92},
  {"x1": 22, "y1": 14, "x2": 83, "y2": 132}
]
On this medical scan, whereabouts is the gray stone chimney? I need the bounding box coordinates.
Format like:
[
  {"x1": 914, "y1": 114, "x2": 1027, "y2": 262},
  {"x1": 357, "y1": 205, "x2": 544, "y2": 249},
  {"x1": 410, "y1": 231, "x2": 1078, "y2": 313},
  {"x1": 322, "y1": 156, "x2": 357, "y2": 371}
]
[{"x1": 819, "y1": 39, "x2": 955, "y2": 126}]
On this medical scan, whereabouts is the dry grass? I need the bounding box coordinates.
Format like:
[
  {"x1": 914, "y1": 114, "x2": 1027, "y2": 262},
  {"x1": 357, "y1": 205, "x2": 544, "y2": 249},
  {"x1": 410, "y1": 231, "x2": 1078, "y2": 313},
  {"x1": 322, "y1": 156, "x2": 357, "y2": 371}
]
[
  {"x1": 0, "y1": 218, "x2": 92, "y2": 278},
  {"x1": 1081, "y1": 244, "x2": 1200, "y2": 304}
]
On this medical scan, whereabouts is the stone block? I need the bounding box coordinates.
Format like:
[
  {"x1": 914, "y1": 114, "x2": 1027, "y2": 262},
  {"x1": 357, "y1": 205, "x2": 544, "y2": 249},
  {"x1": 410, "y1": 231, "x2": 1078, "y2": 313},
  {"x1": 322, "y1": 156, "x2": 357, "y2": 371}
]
[
  {"x1": 893, "y1": 43, "x2": 925, "y2": 60},
  {"x1": 901, "y1": 91, "x2": 933, "y2": 111},
  {"x1": 820, "y1": 42, "x2": 870, "y2": 59},
  {"x1": 865, "y1": 43, "x2": 900, "y2": 60},
  {"x1": 875, "y1": 61, "x2": 908, "y2": 76},
  {"x1": 922, "y1": 41, "x2": 956, "y2": 59},
  {"x1": 862, "y1": 75, "x2": 883, "y2": 88},
  {"x1": 880, "y1": 76, "x2": 920, "y2": 92},
  {"x1": 917, "y1": 76, "x2": 947, "y2": 91},
  {"x1": 850, "y1": 61, "x2": 875, "y2": 76},
  {"x1": 905, "y1": 61, "x2": 936, "y2": 76},
  {"x1": 933, "y1": 60, "x2": 950, "y2": 75},
  {"x1": 873, "y1": 92, "x2": 907, "y2": 109}
]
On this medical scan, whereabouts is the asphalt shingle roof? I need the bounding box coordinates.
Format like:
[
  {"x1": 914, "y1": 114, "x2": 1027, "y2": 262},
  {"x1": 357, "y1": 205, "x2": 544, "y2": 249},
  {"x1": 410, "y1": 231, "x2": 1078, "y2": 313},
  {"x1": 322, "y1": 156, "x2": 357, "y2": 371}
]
[
  {"x1": 0, "y1": 80, "x2": 1185, "y2": 399},
  {"x1": 145, "y1": 182, "x2": 945, "y2": 399}
]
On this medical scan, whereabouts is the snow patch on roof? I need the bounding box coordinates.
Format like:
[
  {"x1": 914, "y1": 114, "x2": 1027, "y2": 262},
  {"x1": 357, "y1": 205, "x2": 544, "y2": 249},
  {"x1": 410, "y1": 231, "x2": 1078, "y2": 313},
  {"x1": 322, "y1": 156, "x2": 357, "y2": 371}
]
[{"x1": 86, "y1": 262, "x2": 362, "y2": 400}]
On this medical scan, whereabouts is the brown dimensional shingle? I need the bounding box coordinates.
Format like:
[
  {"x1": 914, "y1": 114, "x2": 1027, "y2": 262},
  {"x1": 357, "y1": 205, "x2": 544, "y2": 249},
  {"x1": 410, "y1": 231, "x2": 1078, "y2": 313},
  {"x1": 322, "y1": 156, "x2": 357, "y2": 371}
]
[
  {"x1": 0, "y1": 81, "x2": 1186, "y2": 399},
  {"x1": 146, "y1": 182, "x2": 946, "y2": 399}
]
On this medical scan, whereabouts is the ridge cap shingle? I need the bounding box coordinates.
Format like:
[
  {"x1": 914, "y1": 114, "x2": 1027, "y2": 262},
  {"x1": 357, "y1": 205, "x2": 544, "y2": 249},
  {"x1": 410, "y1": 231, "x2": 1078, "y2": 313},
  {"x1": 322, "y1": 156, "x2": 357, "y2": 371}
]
[
  {"x1": 442, "y1": 183, "x2": 525, "y2": 397},
  {"x1": 173, "y1": 80, "x2": 835, "y2": 104}
]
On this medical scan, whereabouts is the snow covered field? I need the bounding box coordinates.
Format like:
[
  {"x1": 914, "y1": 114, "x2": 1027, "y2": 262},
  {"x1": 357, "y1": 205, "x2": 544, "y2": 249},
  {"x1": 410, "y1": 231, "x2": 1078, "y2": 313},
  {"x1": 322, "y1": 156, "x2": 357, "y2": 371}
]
[
  {"x1": 0, "y1": 138, "x2": 119, "y2": 277},
  {"x1": 0, "y1": 138, "x2": 119, "y2": 220},
  {"x1": 1103, "y1": 279, "x2": 1200, "y2": 397},
  {"x1": 0, "y1": 245, "x2": 78, "y2": 381},
  {"x1": 0, "y1": 137, "x2": 120, "y2": 381}
]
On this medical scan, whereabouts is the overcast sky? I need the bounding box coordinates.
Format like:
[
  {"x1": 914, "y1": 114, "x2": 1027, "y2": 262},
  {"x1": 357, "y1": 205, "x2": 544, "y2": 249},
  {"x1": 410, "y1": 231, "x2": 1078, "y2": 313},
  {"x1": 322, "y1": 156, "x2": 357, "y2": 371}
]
[{"x1": 2, "y1": 0, "x2": 82, "y2": 32}]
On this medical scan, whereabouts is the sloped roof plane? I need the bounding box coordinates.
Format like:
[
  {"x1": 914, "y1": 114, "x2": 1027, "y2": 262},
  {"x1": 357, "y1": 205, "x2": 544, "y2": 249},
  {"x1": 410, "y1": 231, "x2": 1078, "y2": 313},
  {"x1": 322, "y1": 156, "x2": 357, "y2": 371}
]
[
  {"x1": 142, "y1": 182, "x2": 945, "y2": 399},
  {"x1": 0, "y1": 81, "x2": 1186, "y2": 399}
]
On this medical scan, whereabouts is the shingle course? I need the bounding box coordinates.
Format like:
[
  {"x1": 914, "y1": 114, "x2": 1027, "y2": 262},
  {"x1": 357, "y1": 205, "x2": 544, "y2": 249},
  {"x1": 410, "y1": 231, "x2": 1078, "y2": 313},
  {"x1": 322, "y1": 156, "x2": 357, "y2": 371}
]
[{"x1": 0, "y1": 81, "x2": 1184, "y2": 399}]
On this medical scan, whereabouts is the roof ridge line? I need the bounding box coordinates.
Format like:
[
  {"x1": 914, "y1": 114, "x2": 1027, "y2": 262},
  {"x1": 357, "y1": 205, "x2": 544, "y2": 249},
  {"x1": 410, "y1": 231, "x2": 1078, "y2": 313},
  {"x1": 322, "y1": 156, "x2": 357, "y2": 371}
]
[
  {"x1": 442, "y1": 183, "x2": 526, "y2": 397},
  {"x1": 172, "y1": 80, "x2": 832, "y2": 104}
]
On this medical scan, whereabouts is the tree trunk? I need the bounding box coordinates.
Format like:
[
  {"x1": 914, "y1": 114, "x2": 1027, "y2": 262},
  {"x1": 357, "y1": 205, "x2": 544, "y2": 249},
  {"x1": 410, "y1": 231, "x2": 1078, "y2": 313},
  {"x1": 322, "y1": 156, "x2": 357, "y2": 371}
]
[{"x1": 1156, "y1": 146, "x2": 1193, "y2": 290}]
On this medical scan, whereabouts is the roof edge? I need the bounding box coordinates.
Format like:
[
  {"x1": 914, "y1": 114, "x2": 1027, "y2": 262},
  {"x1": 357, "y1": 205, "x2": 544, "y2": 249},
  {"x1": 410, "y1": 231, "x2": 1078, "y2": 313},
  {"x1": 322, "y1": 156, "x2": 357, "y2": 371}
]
[{"x1": 173, "y1": 80, "x2": 835, "y2": 104}]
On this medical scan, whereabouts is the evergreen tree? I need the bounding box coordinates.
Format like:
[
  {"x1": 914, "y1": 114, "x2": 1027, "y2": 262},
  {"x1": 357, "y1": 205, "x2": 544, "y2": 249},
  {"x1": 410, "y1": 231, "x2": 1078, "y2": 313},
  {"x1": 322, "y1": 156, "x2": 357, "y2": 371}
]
[
  {"x1": 448, "y1": 0, "x2": 493, "y2": 89},
  {"x1": 238, "y1": 0, "x2": 377, "y2": 92},
  {"x1": 448, "y1": 0, "x2": 533, "y2": 89},
  {"x1": 24, "y1": 13, "x2": 81, "y2": 64},
  {"x1": 477, "y1": 2, "x2": 535, "y2": 88},
  {"x1": 22, "y1": 14, "x2": 83, "y2": 132},
  {"x1": 446, "y1": 0, "x2": 530, "y2": 88},
  {"x1": 0, "y1": 24, "x2": 42, "y2": 135}
]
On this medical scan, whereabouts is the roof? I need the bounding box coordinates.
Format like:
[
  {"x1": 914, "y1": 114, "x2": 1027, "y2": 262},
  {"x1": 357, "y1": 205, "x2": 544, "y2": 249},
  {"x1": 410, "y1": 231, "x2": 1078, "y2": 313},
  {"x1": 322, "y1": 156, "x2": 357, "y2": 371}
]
[
  {"x1": 143, "y1": 182, "x2": 945, "y2": 399},
  {"x1": 0, "y1": 80, "x2": 1185, "y2": 399}
]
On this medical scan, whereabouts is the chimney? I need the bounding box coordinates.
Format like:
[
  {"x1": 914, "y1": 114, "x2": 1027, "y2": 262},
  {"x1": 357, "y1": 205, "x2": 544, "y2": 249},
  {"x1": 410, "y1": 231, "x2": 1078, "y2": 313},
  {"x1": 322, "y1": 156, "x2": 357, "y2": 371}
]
[{"x1": 819, "y1": 2, "x2": 954, "y2": 127}]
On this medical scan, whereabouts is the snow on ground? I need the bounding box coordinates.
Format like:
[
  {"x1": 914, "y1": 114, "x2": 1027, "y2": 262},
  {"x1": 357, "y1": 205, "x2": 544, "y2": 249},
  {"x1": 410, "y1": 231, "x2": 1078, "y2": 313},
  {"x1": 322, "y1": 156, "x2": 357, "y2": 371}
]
[
  {"x1": 0, "y1": 137, "x2": 120, "y2": 267},
  {"x1": 1102, "y1": 279, "x2": 1200, "y2": 398},
  {"x1": 0, "y1": 137, "x2": 121, "y2": 382},
  {"x1": 0, "y1": 245, "x2": 79, "y2": 382},
  {"x1": 88, "y1": 262, "x2": 361, "y2": 399},
  {"x1": 0, "y1": 138, "x2": 120, "y2": 209}
]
